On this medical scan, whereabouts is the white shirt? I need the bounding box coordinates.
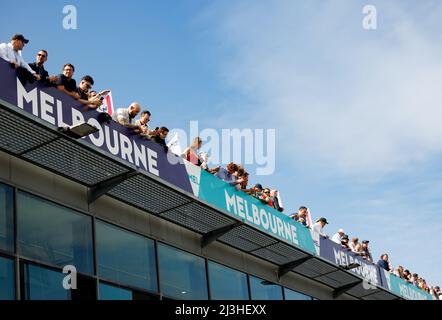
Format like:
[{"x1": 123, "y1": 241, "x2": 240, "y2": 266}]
[{"x1": 0, "y1": 42, "x2": 35, "y2": 75}]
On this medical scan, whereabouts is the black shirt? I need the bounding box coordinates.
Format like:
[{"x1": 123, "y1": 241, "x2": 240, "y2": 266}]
[
  {"x1": 28, "y1": 62, "x2": 49, "y2": 84},
  {"x1": 56, "y1": 74, "x2": 77, "y2": 92}
]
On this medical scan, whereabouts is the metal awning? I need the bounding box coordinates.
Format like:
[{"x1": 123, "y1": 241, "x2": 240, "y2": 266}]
[{"x1": 0, "y1": 100, "x2": 402, "y2": 300}]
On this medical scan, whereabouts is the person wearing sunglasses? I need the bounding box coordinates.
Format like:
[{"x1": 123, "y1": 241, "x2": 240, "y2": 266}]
[{"x1": 76, "y1": 75, "x2": 102, "y2": 108}]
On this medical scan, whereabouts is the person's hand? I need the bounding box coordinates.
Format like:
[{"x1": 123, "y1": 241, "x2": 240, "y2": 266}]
[
  {"x1": 34, "y1": 74, "x2": 41, "y2": 81},
  {"x1": 72, "y1": 92, "x2": 81, "y2": 100},
  {"x1": 10, "y1": 60, "x2": 19, "y2": 68}
]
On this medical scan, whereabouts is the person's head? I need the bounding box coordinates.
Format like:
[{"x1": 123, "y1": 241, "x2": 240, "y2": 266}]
[
  {"x1": 128, "y1": 102, "x2": 141, "y2": 118},
  {"x1": 254, "y1": 183, "x2": 263, "y2": 192},
  {"x1": 316, "y1": 217, "x2": 328, "y2": 228},
  {"x1": 380, "y1": 254, "x2": 389, "y2": 262},
  {"x1": 352, "y1": 237, "x2": 359, "y2": 244},
  {"x1": 298, "y1": 206, "x2": 308, "y2": 216},
  {"x1": 88, "y1": 90, "x2": 98, "y2": 99},
  {"x1": 338, "y1": 228, "x2": 345, "y2": 237},
  {"x1": 36, "y1": 50, "x2": 48, "y2": 66},
  {"x1": 62, "y1": 63, "x2": 75, "y2": 79},
  {"x1": 79, "y1": 75, "x2": 94, "y2": 92},
  {"x1": 11, "y1": 34, "x2": 28, "y2": 51},
  {"x1": 341, "y1": 235, "x2": 349, "y2": 244},
  {"x1": 270, "y1": 189, "x2": 278, "y2": 197},
  {"x1": 362, "y1": 240, "x2": 369, "y2": 248},
  {"x1": 226, "y1": 162, "x2": 239, "y2": 174},
  {"x1": 192, "y1": 137, "x2": 203, "y2": 149},
  {"x1": 435, "y1": 286, "x2": 440, "y2": 293},
  {"x1": 140, "y1": 110, "x2": 151, "y2": 124},
  {"x1": 263, "y1": 188, "x2": 271, "y2": 196},
  {"x1": 158, "y1": 127, "x2": 169, "y2": 139}
]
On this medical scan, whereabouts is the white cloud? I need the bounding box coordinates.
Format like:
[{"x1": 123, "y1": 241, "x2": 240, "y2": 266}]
[{"x1": 204, "y1": 0, "x2": 442, "y2": 177}]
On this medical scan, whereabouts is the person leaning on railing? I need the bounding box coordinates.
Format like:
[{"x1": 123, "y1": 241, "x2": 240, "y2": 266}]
[
  {"x1": 150, "y1": 127, "x2": 170, "y2": 152},
  {"x1": 182, "y1": 137, "x2": 203, "y2": 166},
  {"x1": 0, "y1": 34, "x2": 41, "y2": 83},
  {"x1": 28, "y1": 49, "x2": 58, "y2": 85},
  {"x1": 112, "y1": 102, "x2": 142, "y2": 129}
]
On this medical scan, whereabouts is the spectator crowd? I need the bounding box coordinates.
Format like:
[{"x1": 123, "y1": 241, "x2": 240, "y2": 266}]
[{"x1": 1, "y1": 33, "x2": 440, "y2": 301}]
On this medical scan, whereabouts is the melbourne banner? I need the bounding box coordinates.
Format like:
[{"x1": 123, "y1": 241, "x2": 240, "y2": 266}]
[
  {"x1": 197, "y1": 169, "x2": 318, "y2": 255},
  {"x1": 0, "y1": 59, "x2": 194, "y2": 193},
  {"x1": 0, "y1": 60, "x2": 434, "y2": 299},
  {"x1": 319, "y1": 237, "x2": 434, "y2": 300},
  {"x1": 380, "y1": 269, "x2": 434, "y2": 300}
]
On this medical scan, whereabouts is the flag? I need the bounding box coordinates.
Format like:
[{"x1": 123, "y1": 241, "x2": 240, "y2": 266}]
[
  {"x1": 167, "y1": 132, "x2": 182, "y2": 156},
  {"x1": 306, "y1": 207, "x2": 313, "y2": 228},
  {"x1": 101, "y1": 91, "x2": 114, "y2": 116}
]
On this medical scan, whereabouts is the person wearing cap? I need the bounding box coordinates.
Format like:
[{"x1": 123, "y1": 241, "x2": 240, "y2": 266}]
[
  {"x1": 0, "y1": 34, "x2": 40, "y2": 82},
  {"x1": 361, "y1": 240, "x2": 373, "y2": 262},
  {"x1": 331, "y1": 228, "x2": 345, "y2": 244},
  {"x1": 312, "y1": 217, "x2": 329, "y2": 239}
]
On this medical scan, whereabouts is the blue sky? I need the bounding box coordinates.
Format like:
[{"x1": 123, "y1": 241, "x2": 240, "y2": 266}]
[{"x1": 2, "y1": 0, "x2": 442, "y2": 288}]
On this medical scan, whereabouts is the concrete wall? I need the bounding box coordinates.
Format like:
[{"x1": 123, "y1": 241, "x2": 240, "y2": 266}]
[{"x1": 0, "y1": 150, "x2": 355, "y2": 300}]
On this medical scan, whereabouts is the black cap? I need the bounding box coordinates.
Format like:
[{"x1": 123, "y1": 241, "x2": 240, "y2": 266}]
[
  {"x1": 12, "y1": 34, "x2": 29, "y2": 44},
  {"x1": 317, "y1": 217, "x2": 328, "y2": 224},
  {"x1": 254, "y1": 183, "x2": 263, "y2": 190},
  {"x1": 362, "y1": 240, "x2": 370, "y2": 244},
  {"x1": 342, "y1": 234, "x2": 349, "y2": 240}
]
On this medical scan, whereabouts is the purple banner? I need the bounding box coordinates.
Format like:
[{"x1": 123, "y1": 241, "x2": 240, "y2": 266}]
[{"x1": 0, "y1": 59, "x2": 193, "y2": 193}]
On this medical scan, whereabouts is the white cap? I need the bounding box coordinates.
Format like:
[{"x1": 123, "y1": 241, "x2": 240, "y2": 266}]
[{"x1": 338, "y1": 228, "x2": 345, "y2": 233}]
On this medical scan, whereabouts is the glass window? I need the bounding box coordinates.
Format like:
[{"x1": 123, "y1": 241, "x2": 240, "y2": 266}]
[
  {"x1": 17, "y1": 192, "x2": 94, "y2": 275},
  {"x1": 95, "y1": 221, "x2": 157, "y2": 292},
  {"x1": 208, "y1": 261, "x2": 249, "y2": 300},
  {"x1": 284, "y1": 287, "x2": 312, "y2": 300},
  {"x1": 0, "y1": 256, "x2": 15, "y2": 300},
  {"x1": 23, "y1": 263, "x2": 71, "y2": 300},
  {"x1": 249, "y1": 276, "x2": 283, "y2": 300},
  {"x1": 158, "y1": 243, "x2": 208, "y2": 300},
  {"x1": 99, "y1": 282, "x2": 132, "y2": 300},
  {"x1": 0, "y1": 183, "x2": 14, "y2": 253}
]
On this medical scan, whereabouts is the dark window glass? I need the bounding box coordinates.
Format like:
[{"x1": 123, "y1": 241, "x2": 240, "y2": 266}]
[
  {"x1": 208, "y1": 261, "x2": 249, "y2": 300},
  {"x1": 0, "y1": 256, "x2": 15, "y2": 300},
  {"x1": 99, "y1": 282, "x2": 132, "y2": 300},
  {"x1": 23, "y1": 264, "x2": 70, "y2": 300},
  {"x1": 158, "y1": 243, "x2": 208, "y2": 300},
  {"x1": 249, "y1": 276, "x2": 283, "y2": 300},
  {"x1": 283, "y1": 287, "x2": 312, "y2": 300},
  {"x1": 95, "y1": 221, "x2": 157, "y2": 292},
  {"x1": 17, "y1": 192, "x2": 94, "y2": 275},
  {"x1": 0, "y1": 183, "x2": 14, "y2": 253}
]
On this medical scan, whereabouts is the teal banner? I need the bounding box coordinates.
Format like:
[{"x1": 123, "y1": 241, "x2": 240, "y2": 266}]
[{"x1": 198, "y1": 170, "x2": 317, "y2": 255}]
